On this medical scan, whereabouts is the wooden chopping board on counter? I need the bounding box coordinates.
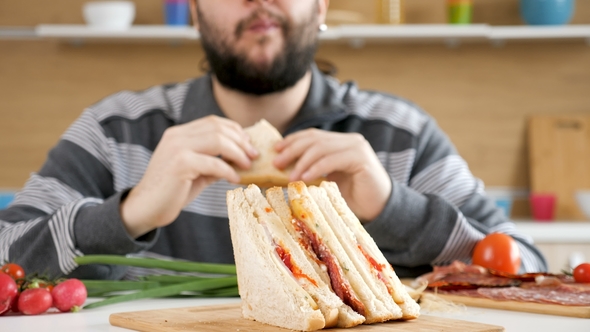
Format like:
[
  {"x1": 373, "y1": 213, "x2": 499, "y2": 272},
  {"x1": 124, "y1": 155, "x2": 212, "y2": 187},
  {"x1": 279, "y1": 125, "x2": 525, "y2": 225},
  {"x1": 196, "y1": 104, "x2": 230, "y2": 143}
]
[
  {"x1": 436, "y1": 293, "x2": 590, "y2": 318},
  {"x1": 109, "y1": 303, "x2": 504, "y2": 332},
  {"x1": 528, "y1": 115, "x2": 590, "y2": 220}
]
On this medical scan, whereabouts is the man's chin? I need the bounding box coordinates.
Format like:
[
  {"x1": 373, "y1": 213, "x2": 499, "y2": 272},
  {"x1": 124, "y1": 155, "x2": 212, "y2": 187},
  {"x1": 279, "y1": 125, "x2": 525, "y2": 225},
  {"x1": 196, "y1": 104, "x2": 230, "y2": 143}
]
[{"x1": 240, "y1": 42, "x2": 284, "y2": 64}]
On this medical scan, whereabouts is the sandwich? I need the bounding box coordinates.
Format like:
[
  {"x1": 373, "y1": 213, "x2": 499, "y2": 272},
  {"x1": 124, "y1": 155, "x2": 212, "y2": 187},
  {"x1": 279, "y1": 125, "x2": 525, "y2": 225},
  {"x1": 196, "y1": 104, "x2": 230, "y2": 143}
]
[
  {"x1": 226, "y1": 181, "x2": 419, "y2": 331},
  {"x1": 236, "y1": 119, "x2": 323, "y2": 187}
]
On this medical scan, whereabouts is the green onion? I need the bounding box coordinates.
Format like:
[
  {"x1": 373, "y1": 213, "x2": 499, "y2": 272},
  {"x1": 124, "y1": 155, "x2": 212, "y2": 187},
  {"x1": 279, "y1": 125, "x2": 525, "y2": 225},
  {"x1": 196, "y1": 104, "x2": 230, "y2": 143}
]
[
  {"x1": 75, "y1": 255, "x2": 236, "y2": 275},
  {"x1": 140, "y1": 275, "x2": 208, "y2": 283},
  {"x1": 82, "y1": 280, "x2": 161, "y2": 291},
  {"x1": 83, "y1": 276, "x2": 238, "y2": 309},
  {"x1": 201, "y1": 286, "x2": 239, "y2": 296}
]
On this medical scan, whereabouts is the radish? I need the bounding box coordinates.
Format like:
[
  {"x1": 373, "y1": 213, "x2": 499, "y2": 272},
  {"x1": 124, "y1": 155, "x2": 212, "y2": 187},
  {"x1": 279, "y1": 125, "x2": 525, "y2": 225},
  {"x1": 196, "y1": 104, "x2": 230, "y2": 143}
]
[
  {"x1": 51, "y1": 278, "x2": 87, "y2": 312},
  {"x1": 0, "y1": 272, "x2": 18, "y2": 315},
  {"x1": 18, "y1": 288, "x2": 53, "y2": 315}
]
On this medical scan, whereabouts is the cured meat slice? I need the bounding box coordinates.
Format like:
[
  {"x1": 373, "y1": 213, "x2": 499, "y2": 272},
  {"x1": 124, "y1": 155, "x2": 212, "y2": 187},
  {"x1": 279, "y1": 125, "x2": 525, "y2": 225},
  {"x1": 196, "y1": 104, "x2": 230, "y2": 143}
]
[
  {"x1": 488, "y1": 269, "x2": 564, "y2": 282},
  {"x1": 427, "y1": 273, "x2": 521, "y2": 290},
  {"x1": 437, "y1": 288, "x2": 483, "y2": 298},
  {"x1": 477, "y1": 287, "x2": 590, "y2": 306},
  {"x1": 415, "y1": 261, "x2": 487, "y2": 285},
  {"x1": 295, "y1": 217, "x2": 367, "y2": 316}
]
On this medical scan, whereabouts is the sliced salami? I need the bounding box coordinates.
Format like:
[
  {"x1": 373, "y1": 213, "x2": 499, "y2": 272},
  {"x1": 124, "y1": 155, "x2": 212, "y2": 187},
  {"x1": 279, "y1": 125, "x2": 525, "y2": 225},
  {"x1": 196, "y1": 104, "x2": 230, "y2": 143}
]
[
  {"x1": 477, "y1": 287, "x2": 590, "y2": 306},
  {"x1": 428, "y1": 273, "x2": 521, "y2": 290}
]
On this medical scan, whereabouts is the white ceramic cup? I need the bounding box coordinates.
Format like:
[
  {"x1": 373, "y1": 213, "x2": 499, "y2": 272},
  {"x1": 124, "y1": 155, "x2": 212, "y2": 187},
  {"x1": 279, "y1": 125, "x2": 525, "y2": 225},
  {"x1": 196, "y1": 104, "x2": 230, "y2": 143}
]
[{"x1": 83, "y1": 1, "x2": 136, "y2": 30}]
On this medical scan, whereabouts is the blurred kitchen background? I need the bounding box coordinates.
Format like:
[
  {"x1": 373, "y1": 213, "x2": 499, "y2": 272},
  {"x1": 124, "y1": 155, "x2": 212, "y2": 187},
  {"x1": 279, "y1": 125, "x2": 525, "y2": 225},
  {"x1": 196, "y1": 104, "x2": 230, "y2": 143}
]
[{"x1": 1, "y1": 0, "x2": 590, "y2": 272}]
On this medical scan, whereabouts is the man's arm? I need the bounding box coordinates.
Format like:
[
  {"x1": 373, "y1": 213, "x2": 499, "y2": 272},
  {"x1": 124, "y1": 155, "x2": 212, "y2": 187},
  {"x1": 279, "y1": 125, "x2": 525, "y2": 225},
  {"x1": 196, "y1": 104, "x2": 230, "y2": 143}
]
[
  {"x1": 0, "y1": 111, "x2": 157, "y2": 279},
  {"x1": 365, "y1": 118, "x2": 547, "y2": 275}
]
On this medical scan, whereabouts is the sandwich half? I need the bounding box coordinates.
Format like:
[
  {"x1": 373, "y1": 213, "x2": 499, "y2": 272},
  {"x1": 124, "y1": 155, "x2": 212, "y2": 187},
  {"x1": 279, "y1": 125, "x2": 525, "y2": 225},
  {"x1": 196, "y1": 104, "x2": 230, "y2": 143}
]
[
  {"x1": 227, "y1": 185, "x2": 365, "y2": 331},
  {"x1": 226, "y1": 181, "x2": 420, "y2": 331}
]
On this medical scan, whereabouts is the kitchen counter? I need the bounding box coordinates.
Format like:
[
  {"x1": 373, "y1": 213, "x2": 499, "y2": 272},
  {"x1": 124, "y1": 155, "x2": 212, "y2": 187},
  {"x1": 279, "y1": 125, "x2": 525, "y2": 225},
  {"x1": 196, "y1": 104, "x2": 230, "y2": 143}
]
[
  {"x1": 2, "y1": 297, "x2": 588, "y2": 332},
  {"x1": 514, "y1": 221, "x2": 590, "y2": 243}
]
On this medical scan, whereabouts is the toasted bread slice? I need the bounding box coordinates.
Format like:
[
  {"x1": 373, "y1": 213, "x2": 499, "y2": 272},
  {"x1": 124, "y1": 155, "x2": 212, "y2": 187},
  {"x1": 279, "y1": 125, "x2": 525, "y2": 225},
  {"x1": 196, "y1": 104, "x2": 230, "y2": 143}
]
[
  {"x1": 308, "y1": 185, "x2": 403, "y2": 319},
  {"x1": 320, "y1": 181, "x2": 420, "y2": 319},
  {"x1": 243, "y1": 184, "x2": 345, "y2": 328},
  {"x1": 288, "y1": 181, "x2": 396, "y2": 324},
  {"x1": 264, "y1": 186, "x2": 365, "y2": 328},
  {"x1": 227, "y1": 188, "x2": 325, "y2": 331}
]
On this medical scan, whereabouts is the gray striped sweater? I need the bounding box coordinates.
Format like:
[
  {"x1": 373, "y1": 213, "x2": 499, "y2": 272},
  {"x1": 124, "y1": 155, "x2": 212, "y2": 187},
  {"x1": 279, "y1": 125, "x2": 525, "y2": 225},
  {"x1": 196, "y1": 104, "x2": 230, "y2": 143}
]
[{"x1": 0, "y1": 66, "x2": 547, "y2": 279}]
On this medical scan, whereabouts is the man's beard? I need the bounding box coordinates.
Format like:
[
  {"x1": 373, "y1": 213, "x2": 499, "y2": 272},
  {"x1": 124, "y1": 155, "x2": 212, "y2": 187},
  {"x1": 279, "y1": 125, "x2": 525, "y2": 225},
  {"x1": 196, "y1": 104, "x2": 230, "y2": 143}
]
[{"x1": 198, "y1": 6, "x2": 319, "y2": 96}]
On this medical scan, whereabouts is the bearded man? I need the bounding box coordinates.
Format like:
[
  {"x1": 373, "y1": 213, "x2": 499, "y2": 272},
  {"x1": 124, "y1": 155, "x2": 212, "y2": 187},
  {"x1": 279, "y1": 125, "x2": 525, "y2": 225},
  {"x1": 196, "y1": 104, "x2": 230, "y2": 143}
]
[{"x1": 0, "y1": 0, "x2": 546, "y2": 279}]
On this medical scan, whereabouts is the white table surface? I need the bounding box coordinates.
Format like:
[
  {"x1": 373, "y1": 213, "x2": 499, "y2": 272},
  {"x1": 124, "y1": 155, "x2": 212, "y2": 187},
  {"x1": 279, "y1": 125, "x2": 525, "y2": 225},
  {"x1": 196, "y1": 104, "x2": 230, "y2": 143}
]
[{"x1": 2, "y1": 297, "x2": 589, "y2": 332}]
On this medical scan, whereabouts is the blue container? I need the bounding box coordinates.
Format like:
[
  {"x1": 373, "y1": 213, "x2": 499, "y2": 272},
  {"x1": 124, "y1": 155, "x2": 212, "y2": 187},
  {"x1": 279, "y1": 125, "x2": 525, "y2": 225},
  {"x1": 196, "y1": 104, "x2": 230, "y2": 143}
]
[
  {"x1": 495, "y1": 197, "x2": 513, "y2": 218},
  {"x1": 0, "y1": 192, "x2": 15, "y2": 210},
  {"x1": 164, "y1": 0, "x2": 189, "y2": 26},
  {"x1": 520, "y1": 0, "x2": 575, "y2": 25}
]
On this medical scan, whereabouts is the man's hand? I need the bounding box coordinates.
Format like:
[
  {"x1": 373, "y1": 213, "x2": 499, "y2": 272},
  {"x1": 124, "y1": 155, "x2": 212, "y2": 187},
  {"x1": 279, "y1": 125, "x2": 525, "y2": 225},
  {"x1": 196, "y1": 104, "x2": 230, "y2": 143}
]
[
  {"x1": 121, "y1": 116, "x2": 258, "y2": 238},
  {"x1": 274, "y1": 129, "x2": 391, "y2": 222}
]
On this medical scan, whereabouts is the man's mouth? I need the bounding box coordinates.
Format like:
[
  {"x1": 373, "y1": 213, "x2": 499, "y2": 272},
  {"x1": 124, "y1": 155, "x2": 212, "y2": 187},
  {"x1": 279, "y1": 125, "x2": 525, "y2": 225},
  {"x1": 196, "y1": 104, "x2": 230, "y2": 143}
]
[{"x1": 246, "y1": 18, "x2": 280, "y2": 34}]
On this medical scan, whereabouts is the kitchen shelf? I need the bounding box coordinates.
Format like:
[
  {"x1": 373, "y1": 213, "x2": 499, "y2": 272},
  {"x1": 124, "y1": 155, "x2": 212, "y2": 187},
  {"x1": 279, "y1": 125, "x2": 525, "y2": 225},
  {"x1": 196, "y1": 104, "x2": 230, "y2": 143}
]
[
  {"x1": 490, "y1": 25, "x2": 590, "y2": 40},
  {"x1": 35, "y1": 24, "x2": 198, "y2": 40},
  {"x1": 1, "y1": 24, "x2": 585, "y2": 44},
  {"x1": 513, "y1": 221, "x2": 590, "y2": 243}
]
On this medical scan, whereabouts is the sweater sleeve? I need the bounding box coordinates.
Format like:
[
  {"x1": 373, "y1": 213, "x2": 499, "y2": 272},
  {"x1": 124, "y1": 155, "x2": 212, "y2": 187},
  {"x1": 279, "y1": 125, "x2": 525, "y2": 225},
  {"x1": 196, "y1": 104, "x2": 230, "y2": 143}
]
[
  {"x1": 364, "y1": 118, "x2": 547, "y2": 276},
  {"x1": 0, "y1": 110, "x2": 158, "y2": 279}
]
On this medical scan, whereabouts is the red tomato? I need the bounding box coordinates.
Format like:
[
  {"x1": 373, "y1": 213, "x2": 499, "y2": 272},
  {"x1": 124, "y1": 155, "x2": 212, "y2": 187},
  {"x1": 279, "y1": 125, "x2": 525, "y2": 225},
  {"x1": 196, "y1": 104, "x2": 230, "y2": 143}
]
[
  {"x1": 472, "y1": 233, "x2": 521, "y2": 274},
  {"x1": 1, "y1": 263, "x2": 25, "y2": 281},
  {"x1": 573, "y1": 263, "x2": 590, "y2": 283}
]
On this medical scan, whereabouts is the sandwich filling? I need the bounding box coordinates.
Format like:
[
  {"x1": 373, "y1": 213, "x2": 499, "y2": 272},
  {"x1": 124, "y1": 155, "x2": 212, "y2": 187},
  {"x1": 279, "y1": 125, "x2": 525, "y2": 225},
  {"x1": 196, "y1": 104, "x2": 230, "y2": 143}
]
[
  {"x1": 292, "y1": 214, "x2": 367, "y2": 317},
  {"x1": 274, "y1": 241, "x2": 318, "y2": 287},
  {"x1": 357, "y1": 244, "x2": 404, "y2": 305},
  {"x1": 256, "y1": 209, "x2": 319, "y2": 289}
]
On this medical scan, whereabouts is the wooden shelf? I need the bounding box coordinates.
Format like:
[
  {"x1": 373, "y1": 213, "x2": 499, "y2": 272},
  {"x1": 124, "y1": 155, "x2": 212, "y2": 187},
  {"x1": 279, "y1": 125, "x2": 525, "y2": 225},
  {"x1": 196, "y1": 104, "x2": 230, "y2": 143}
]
[{"x1": 0, "y1": 24, "x2": 583, "y2": 44}]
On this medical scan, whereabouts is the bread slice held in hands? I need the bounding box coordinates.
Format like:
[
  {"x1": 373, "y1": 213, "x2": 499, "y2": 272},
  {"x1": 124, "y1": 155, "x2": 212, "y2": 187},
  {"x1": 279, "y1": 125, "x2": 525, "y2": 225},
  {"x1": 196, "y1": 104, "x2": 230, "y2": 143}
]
[
  {"x1": 226, "y1": 180, "x2": 420, "y2": 331},
  {"x1": 236, "y1": 119, "x2": 292, "y2": 187},
  {"x1": 236, "y1": 119, "x2": 323, "y2": 187}
]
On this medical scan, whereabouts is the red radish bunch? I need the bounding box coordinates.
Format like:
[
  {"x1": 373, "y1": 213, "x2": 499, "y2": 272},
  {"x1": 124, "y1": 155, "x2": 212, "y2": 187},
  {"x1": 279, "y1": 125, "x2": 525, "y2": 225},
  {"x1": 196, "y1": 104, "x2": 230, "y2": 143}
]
[
  {"x1": 0, "y1": 272, "x2": 18, "y2": 315},
  {"x1": 18, "y1": 288, "x2": 53, "y2": 315},
  {"x1": 51, "y1": 279, "x2": 87, "y2": 312},
  {"x1": 0, "y1": 263, "x2": 87, "y2": 315}
]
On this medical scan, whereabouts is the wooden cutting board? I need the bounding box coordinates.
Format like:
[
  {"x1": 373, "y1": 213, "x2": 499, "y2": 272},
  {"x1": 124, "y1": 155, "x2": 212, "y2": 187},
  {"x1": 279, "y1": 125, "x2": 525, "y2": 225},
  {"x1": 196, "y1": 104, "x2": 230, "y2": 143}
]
[
  {"x1": 436, "y1": 293, "x2": 590, "y2": 318},
  {"x1": 528, "y1": 115, "x2": 590, "y2": 220},
  {"x1": 109, "y1": 303, "x2": 504, "y2": 332}
]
